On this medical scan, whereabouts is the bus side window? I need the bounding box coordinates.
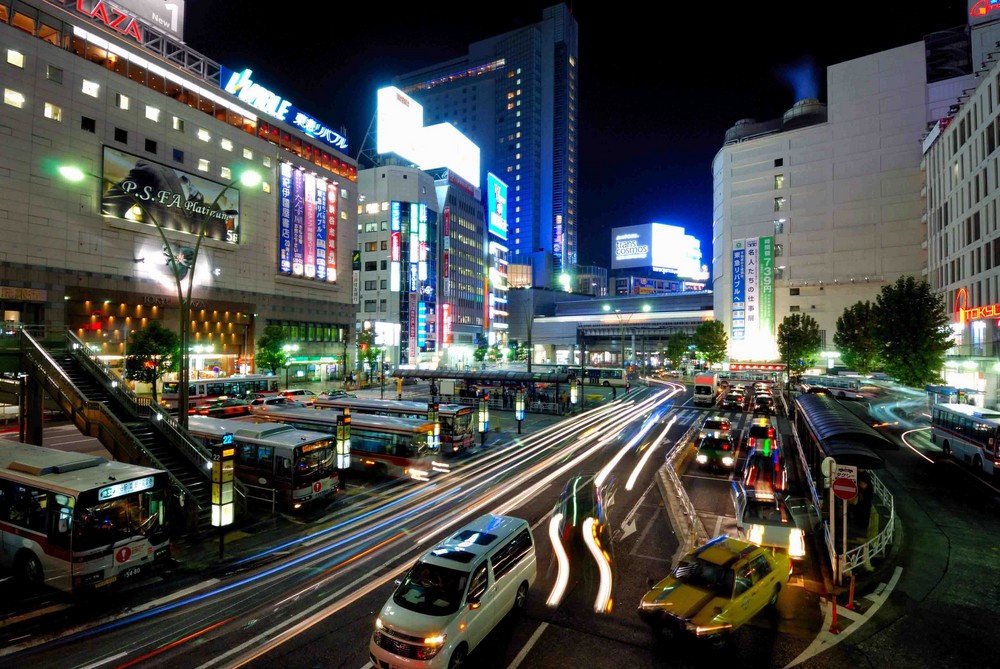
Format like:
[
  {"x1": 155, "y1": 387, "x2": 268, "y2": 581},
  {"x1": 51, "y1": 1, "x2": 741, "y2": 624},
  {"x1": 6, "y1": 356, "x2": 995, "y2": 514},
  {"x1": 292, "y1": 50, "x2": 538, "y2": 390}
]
[{"x1": 276, "y1": 456, "x2": 292, "y2": 478}]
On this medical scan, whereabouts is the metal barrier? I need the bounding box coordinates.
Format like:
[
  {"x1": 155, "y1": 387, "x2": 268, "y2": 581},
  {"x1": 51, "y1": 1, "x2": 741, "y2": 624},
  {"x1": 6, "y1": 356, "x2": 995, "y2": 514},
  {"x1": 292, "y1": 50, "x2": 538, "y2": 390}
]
[{"x1": 662, "y1": 422, "x2": 710, "y2": 550}]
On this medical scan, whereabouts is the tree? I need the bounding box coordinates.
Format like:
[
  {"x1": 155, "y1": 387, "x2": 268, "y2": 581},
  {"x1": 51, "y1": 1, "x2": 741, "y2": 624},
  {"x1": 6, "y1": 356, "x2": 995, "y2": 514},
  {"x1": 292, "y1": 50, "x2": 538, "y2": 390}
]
[
  {"x1": 874, "y1": 276, "x2": 952, "y2": 387},
  {"x1": 355, "y1": 327, "x2": 381, "y2": 383},
  {"x1": 777, "y1": 313, "x2": 821, "y2": 381},
  {"x1": 124, "y1": 322, "x2": 179, "y2": 403},
  {"x1": 692, "y1": 320, "x2": 729, "y2": 366},
  {"x1": 665, "y1": 332, "x2": 690, "y2": 369},
  {"x1": 473, "y1": 344, "x2": 488, "y2": 363},
  {"x1": 256, "y1": 325, "x2": 288, "y2": 375},
  {"x1": 833, "y1": 301, "x2": 881, "y2": 374}
]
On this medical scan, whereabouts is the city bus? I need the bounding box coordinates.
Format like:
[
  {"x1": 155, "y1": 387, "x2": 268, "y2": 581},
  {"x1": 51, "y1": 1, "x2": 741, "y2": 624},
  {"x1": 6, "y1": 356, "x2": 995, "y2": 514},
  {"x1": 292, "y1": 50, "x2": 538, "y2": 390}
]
[
  {"x1": 187, "y1": 415, "x2": 339, "y2": 510},
  {"x1": 930, "y1": 403, "x2": 1000, "y2": 476},
  {"x1": 0, "y1": 442, "x2": 171, "y2": 592},
  {"x1": 161, "y1": 374, "x2": 281, "y2": 410},
  {"x1": 531, "y1": 364, "x2": 636, "y2": 387},
  {"x1": 242, "y1": 407, "x2": 448, "y2": 481},
  {"x1": 312, "y1": 397, "x2": 474, "y2": 453}
]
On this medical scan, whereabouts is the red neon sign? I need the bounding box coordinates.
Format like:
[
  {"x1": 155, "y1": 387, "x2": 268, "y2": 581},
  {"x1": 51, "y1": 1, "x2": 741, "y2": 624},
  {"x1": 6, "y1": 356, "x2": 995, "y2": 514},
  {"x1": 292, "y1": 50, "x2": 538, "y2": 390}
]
[
  {"x1": 952, "y1": 286, "x2": 1000, "y2": 324},
  {"x1": 970, "y1": 0, "x2": 1000, "y2": 18},
  {"x1": 75, "y1": 0, "x2": 143, "y2": 43}
]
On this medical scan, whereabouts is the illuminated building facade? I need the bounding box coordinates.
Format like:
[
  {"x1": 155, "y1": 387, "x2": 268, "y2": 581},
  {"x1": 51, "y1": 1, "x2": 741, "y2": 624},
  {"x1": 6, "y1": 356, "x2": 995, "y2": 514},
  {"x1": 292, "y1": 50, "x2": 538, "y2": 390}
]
[
  {"x1": 393, "y1": 4, "x2": 578, "y2": 289},
  {"x1": 0, "y1": 0, "x2": 357, "y2": 380}
]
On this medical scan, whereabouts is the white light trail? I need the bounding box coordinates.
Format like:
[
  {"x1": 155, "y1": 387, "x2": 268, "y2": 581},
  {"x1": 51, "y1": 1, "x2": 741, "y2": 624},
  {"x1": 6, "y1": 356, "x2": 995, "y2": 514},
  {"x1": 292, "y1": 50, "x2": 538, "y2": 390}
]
[
  {"x1": 582, "y1": 517, "x2": 612, "y2": 613},
  {"x1": 900, "y1": 427, "x2": 935, "y2": 463},
  {"x1": 546, "y1": 513, "x2": 570, "y2": 607},
  {"x1": 625, "y1": 415, "x2": 676, "y2": 491}
]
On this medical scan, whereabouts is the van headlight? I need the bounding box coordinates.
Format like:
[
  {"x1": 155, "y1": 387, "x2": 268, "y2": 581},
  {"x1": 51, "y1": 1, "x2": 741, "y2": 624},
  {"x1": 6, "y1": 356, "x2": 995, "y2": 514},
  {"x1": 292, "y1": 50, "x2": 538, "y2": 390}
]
[
  {"x1": 696, "y1": 454, "x2": 708, "y2": 464},
  {"x1": 722, "y1": 456, "x2": 734, "y2": 467},
  {"x1": 414, "y1": 634, "x2": 446, "y2": 660}
]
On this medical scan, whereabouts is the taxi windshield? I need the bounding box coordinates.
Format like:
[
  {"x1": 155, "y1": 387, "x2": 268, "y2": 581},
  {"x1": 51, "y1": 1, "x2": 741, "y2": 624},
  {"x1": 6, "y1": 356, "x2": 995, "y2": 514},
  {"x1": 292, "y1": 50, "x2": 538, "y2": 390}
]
[{"x1": 673, "y1": 558, "x2": 734, "y2": 597}]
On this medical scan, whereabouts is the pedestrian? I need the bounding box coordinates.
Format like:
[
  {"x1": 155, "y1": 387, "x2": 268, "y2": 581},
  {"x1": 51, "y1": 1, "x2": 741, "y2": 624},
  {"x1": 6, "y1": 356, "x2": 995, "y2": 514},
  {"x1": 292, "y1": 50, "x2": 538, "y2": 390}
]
[
  {"x1": 612, "y1": 386, "x2": 617, "y2": 400},
  {"x1": 625, "y1": 381, "x2": 631, "y2": 394}
]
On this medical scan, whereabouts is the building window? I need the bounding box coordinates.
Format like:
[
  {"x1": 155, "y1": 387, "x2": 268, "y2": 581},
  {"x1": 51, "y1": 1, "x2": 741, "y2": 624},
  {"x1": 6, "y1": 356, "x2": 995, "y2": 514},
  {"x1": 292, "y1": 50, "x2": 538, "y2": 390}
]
[
  {"x1": 45, "y1": 64, "x2": 62, "y2": 83},
  {"x1": 115, "y1": 93, "x2": 130, "y2": 110},
  {"x1": 364, "y1": 280, "x2": 377, "y2": 290},
  {"x1": 774, "y1": 196, "x2": 786, "y2": 212},
  {"x1": 774, "y1": 158, "x2": 783, "y2": 167},
  {"x1": 381, "y1": 221, "x2": 388, "y2": 230},
  {"x1": 3, "y1": 89, "x2": 24, "y2": 108},
  {"x1": 364, "y1": 300, "x2": 376, "y2": 313},
  {"x1": 380, "y1": 260, "x2": 388, "y2": 270},
  {"x1": 789, "y1": 288, "x2": 800, "y2": 296},
  {"x1": 364, "y1": 261, "x2": 377, "y2": 271},
  {"x1": 144, "y1": 138, "x2": 157, "y2": 154},
  {"x1": 365, "y1": 241, "x2": 377, "y2": 252},
  {"x1": 114, "y1": 127, "x2": 128, "y2": 143},
  {"x1": 173, "y1": 148, "x2": 184, "y2": 163},
  {"x1": 197, "y1": 128, "x2": 211, "y2": 142},
  {"x1": 775, "y1": 244, "x2": 783, "y2": 256},
  {"x1": 43, "y1": 102, "x2": 61, "y2": 121},
  {"x1": 145, "y1": 105, "x2": 160, "y2": 122},
  {"x1": 220, "y1": 138, "x2": 233, "y2": 151},
  {"x1": 262, "y1": 182, "x2": 271, "y2": 193},
  {"x1": 380, "y1": 299, "x2": 387, "y2": 312},
  {"x1": 198, "y1": 158, "x2": 210, "y2": 172},
  {"x1": 380, "y1": 280, "x2": 387, "y2": 289},
  {"x1": 789, "y1": 305, "x2": 800, "y2": 312},
  {"x1": 243, "y1": 147, "x2": 253, "y2": 159},
  {"x1": 774, "y1": 174, "x2": 785, "y2": 189},
  {"x1": 380, "y1": 240, "x2": 388, "y2": 250},
  {"x1": 81, "y1": 116, "x2": 96, "y2": 133},
  {"x1": 773, "y1": 219, "x2": 785, "y2": 234},
  {"x1": 7, "y1": 49, "x2": 24, "y2": 67},
  {"x1": 172, "y1": 116, "x2": 185, "y2": 131},
  {"x1": 81, "y1": 79, "x2": 99, "y2": 98},
  {"x1": 220, "y1": 166, "x2": 231, "y2": 179},
  {"x1": 262, "y1": 156, "x2": 271, "y2": 167}
]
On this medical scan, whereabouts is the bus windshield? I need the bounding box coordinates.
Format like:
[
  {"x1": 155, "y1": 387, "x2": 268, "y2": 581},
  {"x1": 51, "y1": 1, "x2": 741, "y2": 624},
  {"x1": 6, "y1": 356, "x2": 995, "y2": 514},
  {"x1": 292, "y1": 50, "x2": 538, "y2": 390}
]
[
  {"x1": 74, "y1": 487, "x2": 166, "y2": 551},
  {"x1": 295, "y1": 443, "x2": 335, "y2": 476}
]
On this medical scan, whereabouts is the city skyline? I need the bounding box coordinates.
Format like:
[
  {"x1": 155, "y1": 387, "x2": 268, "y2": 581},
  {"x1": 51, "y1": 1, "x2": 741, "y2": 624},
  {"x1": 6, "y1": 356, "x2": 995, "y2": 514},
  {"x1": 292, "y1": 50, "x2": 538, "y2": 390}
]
[{"x1": 185, "y1": 1, "x2": 969, "y2": 272}]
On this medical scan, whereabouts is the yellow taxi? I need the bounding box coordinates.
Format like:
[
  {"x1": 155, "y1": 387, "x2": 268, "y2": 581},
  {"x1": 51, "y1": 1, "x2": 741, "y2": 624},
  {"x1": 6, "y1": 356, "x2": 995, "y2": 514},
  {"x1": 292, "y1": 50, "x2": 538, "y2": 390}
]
[{"x1": 637, "y1": 535, "x2": 791, "y2": 642}]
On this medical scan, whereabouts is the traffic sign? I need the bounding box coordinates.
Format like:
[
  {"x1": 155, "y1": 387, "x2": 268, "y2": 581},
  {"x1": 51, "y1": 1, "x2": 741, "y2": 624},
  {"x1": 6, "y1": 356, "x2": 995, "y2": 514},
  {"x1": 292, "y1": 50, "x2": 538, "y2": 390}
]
[{"x1": 832, "y1": 477, "x2": 858, "y2": 501}]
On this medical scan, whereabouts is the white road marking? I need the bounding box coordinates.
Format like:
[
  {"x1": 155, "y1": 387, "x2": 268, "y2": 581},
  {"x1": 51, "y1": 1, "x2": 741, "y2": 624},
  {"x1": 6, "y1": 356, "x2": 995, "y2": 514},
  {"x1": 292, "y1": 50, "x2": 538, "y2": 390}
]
[
  {"x1": 506, "y1": 621, "x2": 549, "y2": 669},
  {"x1": 77, "y1": 652, "x2": 128, "y2": 669},
  {"x1": 785, "y1": 567, "x2": 903, "y2": 668}
]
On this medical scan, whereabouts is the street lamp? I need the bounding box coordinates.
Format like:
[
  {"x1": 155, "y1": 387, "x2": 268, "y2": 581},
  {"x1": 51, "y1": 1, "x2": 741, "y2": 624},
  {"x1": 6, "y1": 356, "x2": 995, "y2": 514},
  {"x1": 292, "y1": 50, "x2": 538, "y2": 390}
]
[
  {"x1": 57, "y1": 162, "x2": 260, "y2": 426},
  {"x1": 478, "y1": 395, "x2": 489, "y2": 447},
  {"x1": 515, "y1": 389, "x2": 525, "y2": 434}
]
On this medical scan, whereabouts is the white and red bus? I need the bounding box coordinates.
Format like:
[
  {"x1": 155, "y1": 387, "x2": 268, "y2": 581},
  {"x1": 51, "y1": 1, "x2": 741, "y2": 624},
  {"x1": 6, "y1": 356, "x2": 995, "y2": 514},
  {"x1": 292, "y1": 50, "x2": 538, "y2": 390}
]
[
  {"x1": 161, "y1": 374, "x2": 280, "y2": 410},
  {"x1": 243, "y1": 407, "x2": 448, "y2": 481},
  {"x1": 0, "y1": 442, "x2": 171, "y2": 592},
  {"x1": 930, "y1": 403, "x2": 1000, "y2": 476},
  {"x1": 312, "y1": 397, "x2": 474, "y2": 453},
  {"x1": 187, "y1": 416, "x2": 339, "y2": 510}
]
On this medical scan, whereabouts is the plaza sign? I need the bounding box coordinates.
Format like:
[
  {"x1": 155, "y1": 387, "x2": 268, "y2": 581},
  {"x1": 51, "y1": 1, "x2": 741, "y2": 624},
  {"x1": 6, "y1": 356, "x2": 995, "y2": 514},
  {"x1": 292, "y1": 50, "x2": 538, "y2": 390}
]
[{"x1": 72, "y1": 0, "x2": 143, "y2": 43}]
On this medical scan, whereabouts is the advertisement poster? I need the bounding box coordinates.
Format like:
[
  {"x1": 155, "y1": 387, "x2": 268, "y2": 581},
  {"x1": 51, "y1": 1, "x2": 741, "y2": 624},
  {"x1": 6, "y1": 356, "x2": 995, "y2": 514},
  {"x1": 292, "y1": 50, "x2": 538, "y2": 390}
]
[
  {"x1": 277, "y1": 162, "x2": 338, "y2": 282},
  {"x1": 315, "y1": 179, "x2": 327, "y2": 281},
  {"x1": 278, "y1": 163, "x2": 292, "y2": 272},
  {"x1": 102, "y1": 146, "x2": 240, "y2": 243},
  {"x1": 759, "y1": 236, "x2": 774, "y2": 338},
  {"x1": 732, "y1": 240, "x2": 745, "y2": 341},
  {"x1": 745, "y1": 238, "x2": 759, "y2": 335},
  {"x1": 303, "y1": 173, "x2": 316, "y2": 278},
  {"x1": 291, "y1": 168, "x2": 305, "y2": 275}
]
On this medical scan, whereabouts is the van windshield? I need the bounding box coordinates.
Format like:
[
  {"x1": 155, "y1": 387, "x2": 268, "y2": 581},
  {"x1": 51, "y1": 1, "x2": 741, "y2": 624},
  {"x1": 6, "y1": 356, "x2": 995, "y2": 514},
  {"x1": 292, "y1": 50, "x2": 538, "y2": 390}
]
[{"x1": 393, "y1": 561, "x2": 469, "y2": 616}]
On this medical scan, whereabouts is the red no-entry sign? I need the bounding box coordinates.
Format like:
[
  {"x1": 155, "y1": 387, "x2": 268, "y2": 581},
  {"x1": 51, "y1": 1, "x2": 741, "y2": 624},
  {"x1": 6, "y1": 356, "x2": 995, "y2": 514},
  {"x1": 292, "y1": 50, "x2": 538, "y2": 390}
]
[{"x1": 832, "y1": 477, "x2": 858, "y2": 501}]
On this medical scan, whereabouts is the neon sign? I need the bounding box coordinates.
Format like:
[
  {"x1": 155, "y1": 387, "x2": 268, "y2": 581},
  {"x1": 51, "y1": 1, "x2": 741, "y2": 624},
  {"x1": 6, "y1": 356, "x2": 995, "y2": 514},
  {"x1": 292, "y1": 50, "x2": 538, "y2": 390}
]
[
  {"x1": 221, "y1": 67, "x2": 348, "y2": 151},
  {"x1": 970, "y1": 0, "x2": 1000, "y2": 18},
  {"x1": 954, "y1": 287, "x2": 1000, "y2": 324},
  {"x1": 75, "y1": 0, "x2": 143, "y2": 43},
  {"x1": 99, "y1": 476, "x2": 155, "y2": 501}
]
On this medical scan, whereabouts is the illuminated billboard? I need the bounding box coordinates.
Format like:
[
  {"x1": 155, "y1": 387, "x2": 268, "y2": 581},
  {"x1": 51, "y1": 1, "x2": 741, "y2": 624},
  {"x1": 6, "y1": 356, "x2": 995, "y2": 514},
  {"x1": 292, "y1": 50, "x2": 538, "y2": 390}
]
[
  {"x1": 487, "y1": 173, "x2": 508, "y2": 240},
  {"x1": 278, "y1": 162, "x2": 338, "y2": 281},
  {"x1": 610, "y1": 223, "x2": 705, "y2": 278},
  {"x1": 101, "y1": 145, "x2": 240, "y2": 243},
  {"x1": 376, "y1": 87, "x2": 480, "y2": 188}
]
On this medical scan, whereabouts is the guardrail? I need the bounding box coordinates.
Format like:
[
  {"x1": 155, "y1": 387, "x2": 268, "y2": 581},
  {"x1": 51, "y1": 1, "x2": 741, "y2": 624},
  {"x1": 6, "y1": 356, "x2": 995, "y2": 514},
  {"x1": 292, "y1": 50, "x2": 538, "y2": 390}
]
[{"x1": 662, "y1": 421, "x2": 709, "y2": 551}]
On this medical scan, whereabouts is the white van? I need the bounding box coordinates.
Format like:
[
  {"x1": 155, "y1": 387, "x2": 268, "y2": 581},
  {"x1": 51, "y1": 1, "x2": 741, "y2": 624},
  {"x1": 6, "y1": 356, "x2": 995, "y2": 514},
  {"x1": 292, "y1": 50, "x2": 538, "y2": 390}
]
[{"x1": 370, "y1": 514, "x2": 536, "y2": 669}]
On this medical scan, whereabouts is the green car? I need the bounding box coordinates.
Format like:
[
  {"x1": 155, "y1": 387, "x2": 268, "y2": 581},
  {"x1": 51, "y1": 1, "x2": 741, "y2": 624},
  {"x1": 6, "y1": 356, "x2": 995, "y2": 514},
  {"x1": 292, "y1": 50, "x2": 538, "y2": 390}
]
[{"x1": 695, "y1": 434, "x2": 736, "y2": 470}]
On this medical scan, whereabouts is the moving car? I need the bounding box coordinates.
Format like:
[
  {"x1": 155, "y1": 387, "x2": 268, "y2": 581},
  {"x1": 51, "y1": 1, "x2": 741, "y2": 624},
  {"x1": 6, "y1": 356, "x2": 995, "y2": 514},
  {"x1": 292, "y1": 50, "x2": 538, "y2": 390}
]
[
  {"x1": 281, "y1": 388, "x2": 319, "y2": 404},
  {"x1": 554, "y1": 474, "x2": 615, "y2": 554},
  {"x1": 698, "y1": 416, "x2": 732, "y2": 440},
  {"x1": 320, "y1": 389, "x2": 356, "y2": 399},
  {"x1": 248, "y1": 395, "x2": 304, "y2": 413},
  {"x1": 637, "y1": 535, "x2": 791, "y2": 642},
  {"x1": 370, "y1": 514, "x2": 536, "y2": 668},
  {"x1": 752, "y1": 394, "x2": 775, "y2": 415},
  {"x1": 720, "y1": 391, "x2": 747, "y2": 411},
  {"x1": 188, "y1": 397, "x2": 251, "y2": 418},
  {"x1": 732, "y1": 482, "x2": 817, "y2": 561},
  {"x1": 695, "y1": 433, "x2": 737, "y2": 471},
  {"x1": 741, "y1": 419, "x2": 787, "y2": 493}
]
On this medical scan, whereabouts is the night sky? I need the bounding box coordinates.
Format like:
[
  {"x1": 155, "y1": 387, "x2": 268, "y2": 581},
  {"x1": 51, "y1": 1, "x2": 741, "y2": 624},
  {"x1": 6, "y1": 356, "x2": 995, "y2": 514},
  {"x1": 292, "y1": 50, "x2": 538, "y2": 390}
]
[{"x1": 185, "y1": 1, "x2": 969, "y2": 271}]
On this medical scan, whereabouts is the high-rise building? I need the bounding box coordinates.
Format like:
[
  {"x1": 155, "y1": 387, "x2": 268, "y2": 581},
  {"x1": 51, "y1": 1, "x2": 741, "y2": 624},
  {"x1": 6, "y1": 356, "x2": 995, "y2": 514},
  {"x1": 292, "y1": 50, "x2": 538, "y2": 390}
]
[{"x1": 394, "y1": 4, "x2": 578, "y2": 289}]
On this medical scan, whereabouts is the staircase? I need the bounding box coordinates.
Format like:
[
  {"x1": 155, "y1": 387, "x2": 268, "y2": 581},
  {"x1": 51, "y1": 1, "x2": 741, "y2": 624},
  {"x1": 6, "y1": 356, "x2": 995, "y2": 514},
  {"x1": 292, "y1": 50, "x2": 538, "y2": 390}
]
[{"x1": 19, "y1": 332, "x2": 219, "y2": 531}]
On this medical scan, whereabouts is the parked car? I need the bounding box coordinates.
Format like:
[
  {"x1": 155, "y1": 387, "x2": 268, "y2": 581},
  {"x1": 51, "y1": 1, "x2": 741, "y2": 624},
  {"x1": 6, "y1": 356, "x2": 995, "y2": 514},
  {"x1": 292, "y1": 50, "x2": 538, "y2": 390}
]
[
  {"x1": 319, "y1": 389, "x2": 356, "y2": 399},
  {"x1": 638, "y1": 535, "x2": 791, "y2": 643},
  {"x1": 695, "y1": 433, "x2": 737, "y2": 471},
  {"x1": 732, "y1": 482, "x2": 817, "y2": 561},
  {"x1": 699, "y1": 416, "x2": 732, "y2": 440},
  {"x1": 281, "y1": 388, "x2": 319, "y2": 404}
]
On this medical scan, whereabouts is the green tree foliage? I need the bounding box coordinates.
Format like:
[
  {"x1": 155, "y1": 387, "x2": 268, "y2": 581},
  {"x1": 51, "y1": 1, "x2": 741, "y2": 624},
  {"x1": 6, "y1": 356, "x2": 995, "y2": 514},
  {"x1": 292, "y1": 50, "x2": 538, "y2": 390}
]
[
  {"x1": 665, "y1": 332, "x2": 690, "y2": 369},
  {"x1": 777, "y1": 313, "x2": 821, "y2": 381},
  {"x1": 833, "y1": 301, "x2": 881, "y2": 374},
  {"x1": 357, "y1": 327, "x2": 381, "y2": 383},
  {"x1": 256, "y1": 324, "x2": 288, "y2": 375},
  {"x1": 692, "y1": 320, "x2": 728, "y2": 365},
  {"x1": 473, "y1": 345, "x2": 488, "y2": 362},
  {"x1": 123, "y1": 322, "x2": 179, "y2": 402},
  {"x1": 874, "y1": 276, "x2": 952, "y2": 387}
]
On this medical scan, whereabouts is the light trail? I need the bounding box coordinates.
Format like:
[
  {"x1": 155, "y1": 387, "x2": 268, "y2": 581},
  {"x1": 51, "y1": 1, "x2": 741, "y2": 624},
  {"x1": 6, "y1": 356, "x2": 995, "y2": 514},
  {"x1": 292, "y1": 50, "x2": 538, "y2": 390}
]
[
  {"x1": 582, "y1": 517, "x2": 613, "y2": 613},
  {"x1": 546, "y1": 514, "x2": 570, "y2": 607},
  {"x1": 900, "y1": 426, "x2": 935, "y2": 463},
  {"x1": 625, "y1": 415, "x2": 677, "y2": 491}
]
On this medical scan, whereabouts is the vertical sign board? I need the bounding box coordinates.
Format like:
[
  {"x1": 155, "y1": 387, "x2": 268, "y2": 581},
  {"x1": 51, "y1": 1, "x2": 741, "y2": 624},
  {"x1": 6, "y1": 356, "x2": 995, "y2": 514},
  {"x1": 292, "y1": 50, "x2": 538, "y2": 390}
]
[
  {"x1": 760, "y1": 236, "x2": 774, "y2": 339},
  {"x1": 315, "y1": 179, "x2": 327, "y2": 281},
  {"x1": 732, "y1": 240, "x2": 745, "y2": 341},
  {"x1": 211, "y1": 436, "x2": 235, "y2": 527},
  {"x1": 745, "y1": 238, "x2": 759, "y2": 337},
  {"x1": 351, "y1": 250, "x2": 361, "y2": 304},
  {"x1": 279, "y1": 163, "x2": 293, "y2": 273},
  {"x1": 291, "y1": 169, "x2": 305, "y2": 276},
  {"x1": 304, "y1": 173, "x2": 317, "y2": 278},
  {"x1": 327, "y1": 183, "x2": 338, "y2": 282}
]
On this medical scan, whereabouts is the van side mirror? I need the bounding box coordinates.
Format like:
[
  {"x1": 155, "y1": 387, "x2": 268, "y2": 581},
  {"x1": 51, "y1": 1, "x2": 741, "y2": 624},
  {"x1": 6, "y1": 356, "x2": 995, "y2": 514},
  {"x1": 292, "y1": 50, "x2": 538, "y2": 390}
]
[
  {"x1": 394, "y1": 578, "x2": 402, "y2": 586},
  {"x1": 467, "y1": 595, "x2": 481, "y2": 609}
]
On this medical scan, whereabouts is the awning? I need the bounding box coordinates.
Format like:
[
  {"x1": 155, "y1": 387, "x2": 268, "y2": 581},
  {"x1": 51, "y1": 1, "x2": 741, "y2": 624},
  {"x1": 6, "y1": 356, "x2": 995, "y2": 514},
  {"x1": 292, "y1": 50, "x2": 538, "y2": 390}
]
[
  {"x1": 794, "y1": 393, "x2": 891, "y2": 468},
  {"x1": 391, "y1": 368, "x2": 571, "y2": 383}
]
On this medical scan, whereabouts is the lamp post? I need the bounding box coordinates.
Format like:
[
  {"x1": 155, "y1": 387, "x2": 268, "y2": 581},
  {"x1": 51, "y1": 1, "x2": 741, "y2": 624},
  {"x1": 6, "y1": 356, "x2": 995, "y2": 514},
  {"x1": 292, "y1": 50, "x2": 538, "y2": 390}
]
[
  {"x1": 478, "y1": 395, "x2": 489, "y2": 447},
  {"x1": 57, "y1": 163, "x2": 260, "y2": 427},
  {"x1": 515, "y1": 389, "x2": 525, "y2": 434}
]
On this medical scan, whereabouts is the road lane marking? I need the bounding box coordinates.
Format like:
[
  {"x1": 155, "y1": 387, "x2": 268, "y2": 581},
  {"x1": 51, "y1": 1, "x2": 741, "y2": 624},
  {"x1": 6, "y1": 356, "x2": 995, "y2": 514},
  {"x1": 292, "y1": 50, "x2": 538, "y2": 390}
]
[{"x1": 506, "y1": 622, "x2": 549, "y2": 669}]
